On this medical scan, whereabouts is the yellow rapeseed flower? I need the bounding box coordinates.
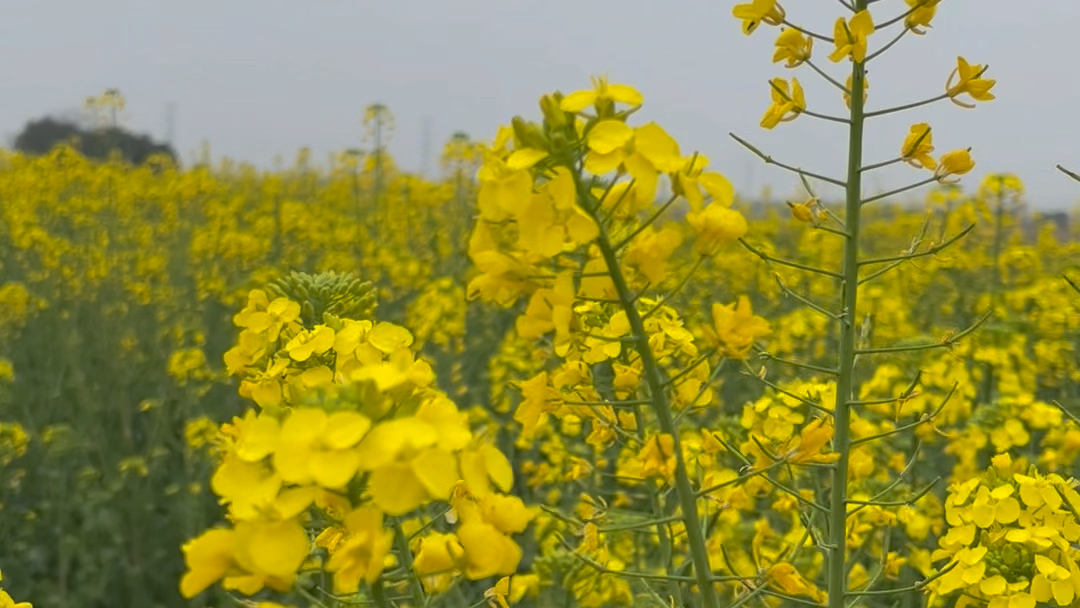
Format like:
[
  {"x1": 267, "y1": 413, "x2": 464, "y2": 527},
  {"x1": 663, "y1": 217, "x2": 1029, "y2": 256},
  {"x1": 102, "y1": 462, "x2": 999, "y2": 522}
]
[
  {"x1": 946, "y1": 56, "x2": 996, "y2": 108},
  {"x1": 829, "y1": 10, "x2": 875, "y2": 63},
  {"x1": 901, "y1": 123, "x2": 936, "y2": 170},
  {"x1": 704, "y1": 296, "x2": 771, "y2": 358},
  {"x1": 936, "y1": 149, "x2": 976, "y2": 183},
  {"x1": 772, "y1": 28, "x2": 812, "y2": 68},
  {"x1": 559, "y1": 76, "x2": 643, "y2": 113},
  {"x1": 760, "y1": 77, "x2": 805, "y2": 129},
  {"x1": 905, "y1": 0, "x2": 941, "y2": 34},
  {"x1": 732, "y1": 0, "x2": 785, "y2": 36}
]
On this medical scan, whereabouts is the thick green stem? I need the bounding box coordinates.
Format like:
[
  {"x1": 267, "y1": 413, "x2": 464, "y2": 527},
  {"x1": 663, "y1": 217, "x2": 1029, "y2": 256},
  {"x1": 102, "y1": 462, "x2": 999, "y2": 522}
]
[
  {"x1": 829, "y1": 9, "x2": 868, "y2": 608},
  {"x1": 579, "y1": 177, "x2": 719, "y2": 608}
]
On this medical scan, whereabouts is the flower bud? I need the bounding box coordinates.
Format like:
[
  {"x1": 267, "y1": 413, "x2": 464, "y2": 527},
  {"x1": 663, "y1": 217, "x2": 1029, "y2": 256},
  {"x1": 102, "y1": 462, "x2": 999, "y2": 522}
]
[
  {"x1": 511, "y1": 116, "x2": 550, "y2": 152},
  {"x1": 539, "y1": 94, "x2": 569, "y2": 130}
]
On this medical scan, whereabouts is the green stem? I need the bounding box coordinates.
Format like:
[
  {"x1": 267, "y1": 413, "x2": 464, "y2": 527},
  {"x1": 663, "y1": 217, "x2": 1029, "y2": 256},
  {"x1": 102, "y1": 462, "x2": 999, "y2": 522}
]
[
  {"x1": 829, "y1": 13, "x2": 868, "y2": 608},
  {"x1": 392, "y1": 518, "x2": 427, "y2": 608},
  {"x1": 1059, "y1": 164, "x2": 1080, "y2": 182},
  {"x1": 372, "y1": 578, "x2": 391, "y2": 608},
  {"x1": 579, "y1": 177, "x2": 720, "y2": 608}
]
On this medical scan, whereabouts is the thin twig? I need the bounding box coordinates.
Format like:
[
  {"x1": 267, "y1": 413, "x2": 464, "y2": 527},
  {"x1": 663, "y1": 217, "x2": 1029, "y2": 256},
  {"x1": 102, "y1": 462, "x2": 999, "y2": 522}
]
[
  {"x1": 854, "y1": 310, "x2": 990, "y2": 355},
  {"x1": 859, "y1": 157, "x2": 904, "y2": 173},
  {"x1": 861, "y1": 176, "x2": 938, "y2": 205},
  {"x1": 783, "y1": 20, "x2": 833, "y2": 43},
  {"x1": 865, "y1": 27, "x2": 907, "y2": 63},
  {"x1": 864, "y1": 94, "x2": 948, "y2": 118},
  {"x1": 806, "y1": 59, "x2": 850, "y2": 94},
  {"x1": 775, "y1": 273, "x2": 843, "y2": 320},
  {"x1": 1050, "y1": 400, "x2": 1080, "y2": 427},
  {"x1": 730, "y1": 132, "x2": 847, "y2": 188},
  {"x1": 847, "y1": 477, "x2": 939, "y2": 506},
  {"x1": 758, "y1": 351, "x2": 840, "y2": 376},
  {"x1": 740, "y1": 238, "x2": 844, "y2": 279},
  {"x1": 850, "y1": 383, "x2": 957, "y2": 447},
  {"x1": 859, "y1": 224, "x2": 974, "y2": 267}
]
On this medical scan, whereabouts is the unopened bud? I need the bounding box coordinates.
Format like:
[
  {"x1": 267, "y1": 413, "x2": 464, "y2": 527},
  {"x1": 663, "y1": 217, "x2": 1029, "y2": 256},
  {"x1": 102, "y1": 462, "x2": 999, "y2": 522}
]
[
  {"x1": 511, "y1": 116, "x2": 549, "y2": 152},
  {"x1": 539, "y1": 94, "x2": 568, "y2": 130}
]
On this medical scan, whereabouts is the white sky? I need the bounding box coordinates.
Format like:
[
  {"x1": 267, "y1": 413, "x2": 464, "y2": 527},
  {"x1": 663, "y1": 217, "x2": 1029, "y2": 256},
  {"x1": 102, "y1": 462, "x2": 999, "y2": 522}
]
[{"x1": 2, "y1": 0, "x2": 1078, "y2": 208}]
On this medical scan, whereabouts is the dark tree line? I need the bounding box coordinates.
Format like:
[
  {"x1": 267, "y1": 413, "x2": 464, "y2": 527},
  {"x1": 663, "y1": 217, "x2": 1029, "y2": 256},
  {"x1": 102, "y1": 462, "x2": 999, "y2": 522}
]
[{"x1": 13, "y1": 117, "x2": 177, "y2": 165}]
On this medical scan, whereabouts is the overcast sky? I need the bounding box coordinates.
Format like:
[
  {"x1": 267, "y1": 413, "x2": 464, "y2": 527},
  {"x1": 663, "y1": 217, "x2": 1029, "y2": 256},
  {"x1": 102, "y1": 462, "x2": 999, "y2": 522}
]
[{"x1": 2, "y1": 0, "x2": 1077, "y2": 208}]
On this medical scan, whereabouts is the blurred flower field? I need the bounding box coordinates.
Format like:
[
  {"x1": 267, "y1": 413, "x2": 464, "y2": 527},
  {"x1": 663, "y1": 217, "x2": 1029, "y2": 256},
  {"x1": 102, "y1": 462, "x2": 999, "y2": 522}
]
[{"x1": 3, "y1": 3, "x2": 1080, "y2": 608}]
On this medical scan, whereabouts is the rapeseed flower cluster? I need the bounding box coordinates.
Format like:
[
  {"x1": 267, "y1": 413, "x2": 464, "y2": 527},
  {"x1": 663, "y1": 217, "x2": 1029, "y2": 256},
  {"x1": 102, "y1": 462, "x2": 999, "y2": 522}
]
[
  {"x1": 930, "y1": 455, "x2": 1080, "y2": 608},
  {"x1": 180, "y1": 278, "x2": 532, "y2": 600}
]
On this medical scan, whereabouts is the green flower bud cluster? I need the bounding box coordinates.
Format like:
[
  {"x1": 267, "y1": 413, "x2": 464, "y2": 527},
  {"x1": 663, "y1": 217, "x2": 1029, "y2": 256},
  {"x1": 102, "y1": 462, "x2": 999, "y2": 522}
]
[
  {"x1": 266, "y1": 271, "x2": 377, "y2": 327},
  {"x1": 985, "y1": 543, "x2": 1034, "y2": 583},
  {"x1": 508, "y1": 91, "x2": 595, "y2": 171}
]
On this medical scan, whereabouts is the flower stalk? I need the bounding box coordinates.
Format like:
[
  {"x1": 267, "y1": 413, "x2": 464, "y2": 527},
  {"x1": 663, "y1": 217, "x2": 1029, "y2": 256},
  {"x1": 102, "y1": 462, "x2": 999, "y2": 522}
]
[
  {"x1": 827, "y1": 4, "x2": 869, "y2": 608},
  {"x1": 583, "y1": 181, "x2": 722, "y2": 608}
]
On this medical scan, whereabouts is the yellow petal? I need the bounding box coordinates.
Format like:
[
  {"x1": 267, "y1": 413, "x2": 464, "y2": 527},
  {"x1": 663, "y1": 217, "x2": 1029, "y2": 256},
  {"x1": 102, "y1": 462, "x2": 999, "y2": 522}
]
[
  {"x1": 981, "y1": 576, "x2": 1007, "y2": 596},
  {"x1": 506, "y1": 148, "x2": 548, "y2": 171},
  {"x1": 1053, "y1": 581, "x2": 1074, "y2": 606},
  {"x1": 322, "y1": 412, "x2": 372, "y2": 449},
  {"x1": 368, "y1": 322, "x2": 414, "y2": 353},
  {"x1": 559, "y1": 90, "x2": 598, "y2": 113},
  {"x1": 411, "y1": 447, "x2": 459, "y2": 500},
  {"x1": 236, "y1": 415, "x2": 280, "y2": 462},
  {"x1": 699, "y1": 172, "x2": 735, "y2": 206},
  {"x1": 606, "y1": 84, "x2": 643, "y2": 106},
  {"x1": 240, "y1": 519, "x2": 309, "y2": 578},
  {"x1": 995, "y1": 497, "x2": 1020, "y2": 524},
  {"x1": 482, "y1": 494, "x2": 534, "y2": 534},
  {"x1": 850, "y1": 9, "x2": 875, "y2": 35},
  {"x1": 281, "y1": 408, "x2": 327, "y2": 446},
  {"x1": 485, "y1": 444, "x2": 514, "y2": 492},
  {"x1": 179, "y1": 528, "x2": 236, "y2": 598},
  {"x1": 371, "y1": 463, "x2": 429, "y2": 515},
  {"x1": 633, "y1": 123, "x2": 682, "y2": 173},
  {"x1": 587, "y1": 121, "x2": 634, "y2": 155},
  {"x1": 273, "y1": 444, "x2": 316, "y2": 485},
  {"x1": 311, "y1": 448, "x2": 362, "y2": 489}
]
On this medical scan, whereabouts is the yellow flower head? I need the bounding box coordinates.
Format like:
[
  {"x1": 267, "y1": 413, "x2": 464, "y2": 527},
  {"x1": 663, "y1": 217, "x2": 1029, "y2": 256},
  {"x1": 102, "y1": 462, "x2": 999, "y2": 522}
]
[
  {"x1": 733, "y1": 0, "x2": 785, "y2": 36},
  {"x1": 772, "y1": 28, "x2": 812, "y2": 68},
  {"x1": 905, "y1": 0, "x2": 941, "y2": 34},
  {"x1": 767, "y1": 562, "x2": 827, "y2": 602},
  {"x1": 946, "y1": 56, "x2": 996, "y2": 108},
  {"x1": 760, "y1": 77, "x2": 806, "y2": 129},
  {"x1": 901, "y1": 123, "x2": 936, "y2": 170},
  {"x1": 935, "y1": 149, "x2": 975, "y2": 183},
  {"x1": 704, "y1": 296, "x2": 771, "y2": 358},
  {"x1": 638, "y1": 433, "x2": 677, "y2": 483},
  {"x1": 829, "y1": 10, "x2": 875, "y2": 63},
  {"x1": 560, "y1": 75, "x2": 643, "y2": 114},
  {"x1": 687, "y1": 204, "x2": 748, "y2": 256},
  {"x1": 787, "y1": 198, "x2": 820, "y2": 224},
  {"x1": 782, "y1": 418, "x2": 841, "y2": 465}
]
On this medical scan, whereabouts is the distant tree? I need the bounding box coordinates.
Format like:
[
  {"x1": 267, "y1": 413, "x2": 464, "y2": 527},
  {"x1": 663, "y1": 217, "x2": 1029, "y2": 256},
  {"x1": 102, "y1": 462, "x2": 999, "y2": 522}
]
[{"x1": 13, "y1": 117, "x2": 177, "y2": 165}]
